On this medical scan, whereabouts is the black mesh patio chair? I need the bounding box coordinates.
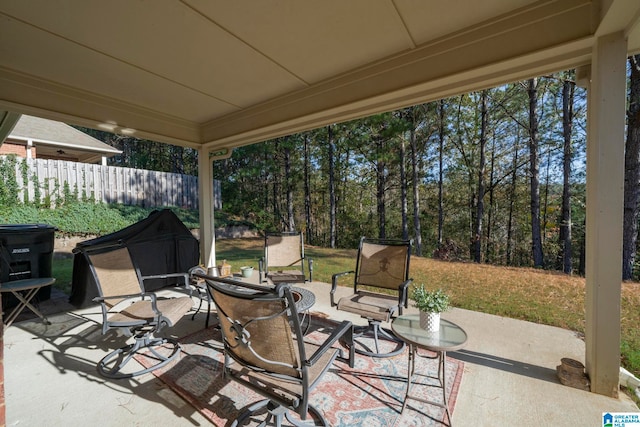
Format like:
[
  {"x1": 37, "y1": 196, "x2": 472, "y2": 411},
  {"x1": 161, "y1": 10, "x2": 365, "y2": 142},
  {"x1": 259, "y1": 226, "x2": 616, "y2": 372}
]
[{"x1": 330, "y1": 237, "x2": 412, "y2": 358}]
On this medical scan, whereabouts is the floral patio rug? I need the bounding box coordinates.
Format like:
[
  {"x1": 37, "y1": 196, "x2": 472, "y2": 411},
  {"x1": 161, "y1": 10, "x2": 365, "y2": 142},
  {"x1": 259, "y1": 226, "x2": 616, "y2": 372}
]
[{"x1": 136, "y1": 317, "x2": 464, "y2": 426}]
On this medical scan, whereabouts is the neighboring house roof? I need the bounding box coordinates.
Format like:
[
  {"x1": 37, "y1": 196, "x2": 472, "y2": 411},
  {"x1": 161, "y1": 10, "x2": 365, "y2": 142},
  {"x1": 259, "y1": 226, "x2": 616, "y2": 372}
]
[{"x1": 5, "y1": 115, "x2": 121, "y2": 163}]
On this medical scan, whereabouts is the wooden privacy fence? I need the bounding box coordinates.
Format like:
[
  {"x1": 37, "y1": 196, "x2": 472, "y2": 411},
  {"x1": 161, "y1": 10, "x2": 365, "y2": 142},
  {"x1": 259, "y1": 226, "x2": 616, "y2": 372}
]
[{"x1": 13, "y1": 158, "x2": 220, "y2": 209}]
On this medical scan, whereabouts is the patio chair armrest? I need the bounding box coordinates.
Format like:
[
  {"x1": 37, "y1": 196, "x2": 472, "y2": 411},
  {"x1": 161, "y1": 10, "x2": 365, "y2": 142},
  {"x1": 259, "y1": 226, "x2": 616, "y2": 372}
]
[
  {"x1": 93, "y1": 291, "x2": 155, "y2": 303},
  {"x1": 398, "y1": 278, "x2": 413, "y2": 310},
  {"x1": 94, "y1": 291, "x2": 161, "y2": 315},
  {"x1": 306, "y1": 320, "x2": 354, "y2": 368},
  {"x1": 330, "y1": 271, "x2": 354, "y2": 306}
]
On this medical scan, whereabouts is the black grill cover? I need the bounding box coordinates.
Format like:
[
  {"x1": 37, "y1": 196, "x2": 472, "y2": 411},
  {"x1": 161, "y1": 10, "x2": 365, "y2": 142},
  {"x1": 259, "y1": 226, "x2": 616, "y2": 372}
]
[{"x1": 69, "y1": 209, "x2": 199, "y2": 308}]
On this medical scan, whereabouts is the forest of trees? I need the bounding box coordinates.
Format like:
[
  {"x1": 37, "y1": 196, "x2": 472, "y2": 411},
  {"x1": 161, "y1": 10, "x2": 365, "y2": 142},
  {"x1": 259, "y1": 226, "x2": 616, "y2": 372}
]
[
  {"x1": 215, "y1": 74, "x2": 588, "y2": 270},
  {"x1": 83, "y1": 57, "x2": 640, "y2": 281}
]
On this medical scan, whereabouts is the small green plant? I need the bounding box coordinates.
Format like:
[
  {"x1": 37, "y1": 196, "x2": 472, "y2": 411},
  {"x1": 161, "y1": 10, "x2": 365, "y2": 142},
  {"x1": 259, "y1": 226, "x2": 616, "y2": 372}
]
[{"x1": 410, "y1": 284, "x2": 450, "y2": 313}]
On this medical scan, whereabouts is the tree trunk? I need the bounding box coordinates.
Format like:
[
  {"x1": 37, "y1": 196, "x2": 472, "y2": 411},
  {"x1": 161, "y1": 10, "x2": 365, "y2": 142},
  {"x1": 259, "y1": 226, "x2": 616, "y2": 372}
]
[
  {"x1": 485, "y1": 136, "x2": 496, "y2": 263},
  {"x1": 376, "y1": 136, "x2": 387, "y2": 239},
  {"x1": 263, "y1": 144, "x2": 270, "y2": 221},
  {"x1": 623, "y1": 55, "x2": 640, "y2": 280},
  {"x1": 272, "y1": 141, "x2": 280, "y2": 227},
  {"x1": 400, "y1": 133, "x2": 409, "y2": 240},
  {"x1": 560, "y1": 78, "x2": 575, "y2": 274},
  {"x1": 171, "y1": 146, "x2": 184, "y2": 174},
  {"x1": 437, "y1": 100, "x2": 445, "y2": 248},
  {"x1": 284, "y1": 143, "x2": 295, "y2": 232},
  {"x1": 506, "y1": 136, "x2": 518, "y2": 266},
  {"x1": 410, "y1": 112, "x2": 423, "y2": 256},
  {"x1": 528, "y1": 78, "x2": 544, "y2": 267},
  {"x1": 303, "y1": 133, "x2": 312, "y2": 244},
  {"x1": 328, "y1": 125, "x2": 337, "y2": 248},
  {"x1": 542, "y1": 154, "x2": 551, "y2": 246},
  {"x1": 473, "y1": 90, "x2": 488, "y2": 263}
]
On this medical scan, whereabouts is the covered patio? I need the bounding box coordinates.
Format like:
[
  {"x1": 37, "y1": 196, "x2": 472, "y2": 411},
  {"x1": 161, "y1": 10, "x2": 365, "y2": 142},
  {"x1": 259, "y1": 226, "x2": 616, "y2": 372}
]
[
  {"x1": 2, "y1": 0, "x2": 640, "y2": 418},
  {"x1": 4, "y1": 281, "x2": 638, "y2": 426}
]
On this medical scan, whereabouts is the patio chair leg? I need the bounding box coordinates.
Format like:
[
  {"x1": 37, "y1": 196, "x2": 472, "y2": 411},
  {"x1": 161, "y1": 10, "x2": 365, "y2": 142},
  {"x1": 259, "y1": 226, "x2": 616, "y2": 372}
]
[
  {"x1": 284, "y1": 404, "x2": 328, "y2": 426},
  {"x1": 350, "y1": 322, "x2": 406, "y2": 358},
  {"x1": 232, "y1": 399, "x2": 327, "y2": 427},
  {"x1": 191, "y1": 297, "x2": 204, "y2": 320},
  {"x1": 97, "y1": 333, "x2": 181, "y2": 379},
  {"x1": 373, "y1": 324, "x2": 380, "y2": 353}
]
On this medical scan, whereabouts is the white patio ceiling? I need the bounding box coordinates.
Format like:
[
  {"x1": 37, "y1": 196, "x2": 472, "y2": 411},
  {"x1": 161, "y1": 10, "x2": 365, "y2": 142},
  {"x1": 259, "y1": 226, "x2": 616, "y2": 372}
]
[
  {"x1": 1, "y1": 0, "x2": 639, "y2": 151},
  {"x1": 2, "y1": 0, "x2": 640, "y2": 399}
]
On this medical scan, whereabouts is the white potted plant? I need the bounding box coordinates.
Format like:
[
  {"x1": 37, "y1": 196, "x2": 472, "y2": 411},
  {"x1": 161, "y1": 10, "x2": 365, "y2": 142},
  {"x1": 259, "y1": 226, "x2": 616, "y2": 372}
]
[{"x1": 410, "y1": 284, "x2": 450, "y2": 332}]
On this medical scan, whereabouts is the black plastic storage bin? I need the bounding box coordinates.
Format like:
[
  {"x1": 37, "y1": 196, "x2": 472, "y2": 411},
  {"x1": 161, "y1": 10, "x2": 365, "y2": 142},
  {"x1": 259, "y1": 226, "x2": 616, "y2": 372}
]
[{"x1": 0, "y1": 224, "x2": 56, "y2": 308}]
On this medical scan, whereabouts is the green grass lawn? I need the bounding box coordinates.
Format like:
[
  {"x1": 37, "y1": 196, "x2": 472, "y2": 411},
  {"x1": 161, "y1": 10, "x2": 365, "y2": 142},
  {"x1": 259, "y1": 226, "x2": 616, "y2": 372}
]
[
  {"x1": 52, "y1": 256, "x2": 74, "y2": 295},
  {"x1": 52, "y1": 236, "x2": 640, "y2": 383}
]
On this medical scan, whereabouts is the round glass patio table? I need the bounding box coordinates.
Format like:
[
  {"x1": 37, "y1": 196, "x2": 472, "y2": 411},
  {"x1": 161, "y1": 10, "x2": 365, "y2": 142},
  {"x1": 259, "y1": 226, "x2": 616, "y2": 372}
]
[{"x1": 391, "y1": 314, "x2": 467, "y2": 426}]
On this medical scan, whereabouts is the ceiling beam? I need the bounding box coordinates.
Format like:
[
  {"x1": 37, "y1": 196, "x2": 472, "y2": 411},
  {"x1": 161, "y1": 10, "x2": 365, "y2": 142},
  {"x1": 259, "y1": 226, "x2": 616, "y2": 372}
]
[{"x1": 0, "y1": 110, "x2": 21, "y2": 144}]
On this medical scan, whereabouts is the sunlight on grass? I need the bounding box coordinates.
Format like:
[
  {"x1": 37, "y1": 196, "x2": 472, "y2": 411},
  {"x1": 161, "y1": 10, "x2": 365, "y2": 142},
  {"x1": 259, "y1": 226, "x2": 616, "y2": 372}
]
[{"x1": 413, "y1": 258, "x2": 587, "y2": 330}]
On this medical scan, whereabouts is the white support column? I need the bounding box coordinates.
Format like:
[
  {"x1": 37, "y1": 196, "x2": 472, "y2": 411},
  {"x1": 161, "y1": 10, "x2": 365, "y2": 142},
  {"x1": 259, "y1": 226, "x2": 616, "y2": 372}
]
[
  {"x1": 198, "y1": 147, "x2": 217, "y2": 272},
  {"x1": 585, "y1": 31, "x2": 627, "y2": 397}
]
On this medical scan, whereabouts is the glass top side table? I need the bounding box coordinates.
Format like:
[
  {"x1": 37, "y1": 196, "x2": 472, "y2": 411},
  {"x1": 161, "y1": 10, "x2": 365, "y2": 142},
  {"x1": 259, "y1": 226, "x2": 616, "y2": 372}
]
[{"x1": 391, "y1": 314, "x2": 467, "y2": 426}]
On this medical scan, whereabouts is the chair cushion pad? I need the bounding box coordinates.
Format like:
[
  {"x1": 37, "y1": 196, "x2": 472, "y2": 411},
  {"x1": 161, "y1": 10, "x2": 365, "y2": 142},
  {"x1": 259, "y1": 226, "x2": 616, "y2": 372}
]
[
  {"x1": 109, "y1": 296, "x2": 192, "y2": 327},
  {"x1": 337, "y1": 291, "x2": 397, "y2": 322},
  {"x1": 268, "y1": 271, "x2": 305, "y2": 283}
]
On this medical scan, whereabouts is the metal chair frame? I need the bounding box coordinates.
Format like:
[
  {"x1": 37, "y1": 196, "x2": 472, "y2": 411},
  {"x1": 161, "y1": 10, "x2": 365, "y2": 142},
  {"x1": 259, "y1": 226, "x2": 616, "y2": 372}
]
[
  {"x1": 198, "y1": 274, "x2": 354, "y2": 427},
  {"x1": 77, "y1": 243, "x2": 193, "y2": 379},
  {"x1": 259, "y1": 231, "x2": 313, "y2": 284},
  {"x1": 330, "y1": 236, "x2": 413, "y2": 358}
]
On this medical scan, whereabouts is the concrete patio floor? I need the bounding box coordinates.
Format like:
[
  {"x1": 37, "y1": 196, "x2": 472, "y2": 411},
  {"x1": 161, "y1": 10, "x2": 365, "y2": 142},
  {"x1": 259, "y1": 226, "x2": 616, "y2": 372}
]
[{"x1": 3, "y1": 281, "x2": 638, "y2": 426}]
